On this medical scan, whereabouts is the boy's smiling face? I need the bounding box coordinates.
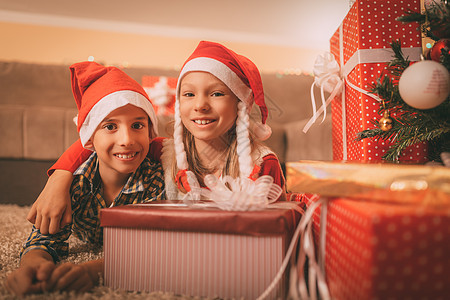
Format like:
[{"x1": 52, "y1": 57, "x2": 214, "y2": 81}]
[{"x1": 85, "y1": 104, "x2": 151, "y2": 181}]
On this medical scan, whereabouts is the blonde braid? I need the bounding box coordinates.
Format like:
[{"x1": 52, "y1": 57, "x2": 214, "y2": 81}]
[
  {"x1": 236, "y1": 101, "x2": 253, "y2": 178},
  {"x1": 174, "y1": 97, "x2": 188, "y2": 170}
]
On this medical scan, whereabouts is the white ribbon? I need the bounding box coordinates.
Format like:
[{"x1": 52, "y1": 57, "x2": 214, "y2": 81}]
[
  {"x1": 182, "y1": 171, "x2": 282, "y2": 211},
  {"x1": 288, "y1": 194, "x2": 331, "y2": 300},
  {"x1": 184, "y1": 174, "x2": 332, "y2": 299},
  {"x1": 303, "y1": 23, "x2": 422, "y2": 160},
  {"x1": 182, "y1": 171, "x2": 311, "y2": 299},
  {"x1": 303, "y1": 52, "x2": 343, "y2": 133}
]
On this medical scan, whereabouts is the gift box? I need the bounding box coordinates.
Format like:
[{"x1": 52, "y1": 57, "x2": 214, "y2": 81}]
[
  {"x1": 330, "y1": 0, "x2": 428, "y2": 162},
  {"x1": 286, "y1": 161, "x2": 450, "y2": 300},
  {"x1": 302, "y1": 196, "x2": 450, "y2": 300},
  {"x1": 286, "y1": 160, "x2": 450, "y2": 206},
  {"x1": 142, "y1": 76, "x2": 177, "y2": 116},
  {"x1": 100, "y1": 203, "x2": 302, "y2": 299}
]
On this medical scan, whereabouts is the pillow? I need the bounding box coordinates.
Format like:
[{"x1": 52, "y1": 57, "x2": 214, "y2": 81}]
[{"x1": 285, "y1": 114, "x2": 332, "y2": 162}]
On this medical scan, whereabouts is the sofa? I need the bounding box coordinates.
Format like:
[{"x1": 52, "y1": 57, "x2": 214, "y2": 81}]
[{"x1": 0, "y1": 61, "x2": 332, "y2": 205}]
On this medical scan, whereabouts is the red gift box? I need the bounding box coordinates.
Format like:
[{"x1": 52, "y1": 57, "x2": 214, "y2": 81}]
[
  {"x1": 100, "y1": 203, "x2": 302, "y2": 299},
  {"x1": 302, "y1": 195, "x2": 450, "y2": 300},
  {"x1": 142, "y1": 76, "x2": 177, "y2": 116},
  {"x1": 330, "y1": 0, "x2": 428, "y2": 162},
  {"x1": 286, "y1": 161, "x2": 450, "y2": 299}
]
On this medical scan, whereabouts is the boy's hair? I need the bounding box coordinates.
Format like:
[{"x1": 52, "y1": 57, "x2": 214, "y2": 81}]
[{"x1": 70, "y1": 61, "x2": 158, "y2": 150}]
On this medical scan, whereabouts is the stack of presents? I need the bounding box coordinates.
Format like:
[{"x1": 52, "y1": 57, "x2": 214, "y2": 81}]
[{"x1": 99, "y1": 1, "x2": 449, "y2": 299}]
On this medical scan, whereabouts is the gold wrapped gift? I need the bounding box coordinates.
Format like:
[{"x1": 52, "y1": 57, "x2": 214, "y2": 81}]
[{"x1": 287, "y1": 161, "x2": 450, "y2": 208}]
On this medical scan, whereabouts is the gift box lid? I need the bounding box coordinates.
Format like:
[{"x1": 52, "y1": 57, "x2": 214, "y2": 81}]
[
  {"x1": 287, "y1": 161, "x2": 450, "y2": 207},
  {"x1": 330, "y1": 0, "x2": 421, "y2": 67},
  {"x1": 100, "y1": 202, "x2": 302, "y2": 236}
]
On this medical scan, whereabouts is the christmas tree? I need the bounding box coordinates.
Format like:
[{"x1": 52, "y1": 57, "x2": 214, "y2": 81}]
[{"x1": 356, "y1": 0, "x2": 450, "y2": 164}]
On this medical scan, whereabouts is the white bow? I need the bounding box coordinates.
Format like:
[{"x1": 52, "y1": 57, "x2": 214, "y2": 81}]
[
  {"x1": 303, "y1": 52, "x2": 344, "y2": 133},
  {"x1": 182, "y1": 171, "x2": 282, "y2": 211}
]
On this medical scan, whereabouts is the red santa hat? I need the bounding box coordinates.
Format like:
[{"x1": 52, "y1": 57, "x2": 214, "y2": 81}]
[
  {"x1": 174, "y1": 41, "x2": 271, "y2": 177},
  {"x1": 71, "y1": 61, "x2": 158, "y2": 150}
]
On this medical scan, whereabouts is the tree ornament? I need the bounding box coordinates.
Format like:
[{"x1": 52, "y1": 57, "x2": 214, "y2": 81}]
[
  {"x1": 379, "y1": 109, "x2": 393, "y2": 131},
  {"x1": 398, "y1": 60, "x2": 450, "y2": 109},
  {"x1": 378, "y1": 99, "x2": 393, "y2": 131},
  {"x1": 424, "y1": 0, "x2": 450, "y2": 39},
  {"x1": 429, "y1": 39, "x2": 450, "y2": 62}
]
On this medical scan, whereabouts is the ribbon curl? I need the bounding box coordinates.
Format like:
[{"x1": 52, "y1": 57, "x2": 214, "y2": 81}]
[
  {"x1": 303, "y1": 52, "x2": 343, "y2": 133},
  {"x1": 182, "y1": 171, "x2": 282, "y2": 211}
]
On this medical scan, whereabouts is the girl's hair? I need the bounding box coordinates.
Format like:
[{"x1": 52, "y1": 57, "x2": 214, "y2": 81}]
[
  {"x1": 170, "y1": 119, "x2": 261, "y2": 188},
  {"x1": 172, "y1": 41, "x2": 270, "y2": 189}
]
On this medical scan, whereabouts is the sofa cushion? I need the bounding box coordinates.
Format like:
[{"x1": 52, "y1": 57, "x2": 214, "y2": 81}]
[{"x1": 285, "y1": 114, "x2": 332, "y2": 162}]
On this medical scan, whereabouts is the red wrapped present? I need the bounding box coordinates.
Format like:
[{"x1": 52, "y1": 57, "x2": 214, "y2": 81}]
[
  {"x1": 302, "y1": 196, "x2": 450, "y2": 300},
  {"x1": 100, "y1": 203, "x2": 303, "y2": 300},
  {"x1": 286, "y1": 160, "x2": 450, "y2": 206},
  {"x1": 329, "y1": 0, "x2": 427, "y2": 162},
  {"x1": 142, "y1": 76, "x2": 177, "y2": 116},
  {"x1": 286, "y1": 161, "x2": 450, "y2": 300}
]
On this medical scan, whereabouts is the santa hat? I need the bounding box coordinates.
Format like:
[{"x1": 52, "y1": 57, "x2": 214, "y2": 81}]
[
  {"x1": 71, "y1": 61, "x2": 158, "y2": 150},
  {"x1": 174, "y1": 41, "x2": 271, "y2": 178}
]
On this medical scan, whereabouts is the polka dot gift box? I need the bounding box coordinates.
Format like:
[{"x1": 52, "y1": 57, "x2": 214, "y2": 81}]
[
  {"x1": 329, "y1": 0, "x2": 428, "y2": 163},
  {"x1": 286, "y1": 161, "x2": 450, "y2": 300},
  {"x1": 304, "y1": 196, "x2": 450, "y2": 300}
]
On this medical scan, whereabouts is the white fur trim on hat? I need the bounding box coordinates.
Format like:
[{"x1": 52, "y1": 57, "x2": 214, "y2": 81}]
[
  {"x1": 177, "y1": 57, "x2": 253, "y2": 109},
  {"x1": 79, "y1": 90, "x2": 158, "y2": 150},
  {"x1": 174, "y1": 57, "x2": 256, "y2": 173}
]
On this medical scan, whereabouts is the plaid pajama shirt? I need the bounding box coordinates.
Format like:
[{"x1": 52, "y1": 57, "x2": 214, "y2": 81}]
[{"x1": 21, "y1": 153, "x2": 165, "y2": 262}]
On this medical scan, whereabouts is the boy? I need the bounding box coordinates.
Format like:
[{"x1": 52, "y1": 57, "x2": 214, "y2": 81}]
[{"x1": 5, "y1": 61, "x2": 165, "y2": 296}]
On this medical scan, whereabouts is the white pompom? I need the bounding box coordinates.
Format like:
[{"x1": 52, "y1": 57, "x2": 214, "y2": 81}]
[{"x1": 252, "y1": 123, "x2": 272, "y2": 141}]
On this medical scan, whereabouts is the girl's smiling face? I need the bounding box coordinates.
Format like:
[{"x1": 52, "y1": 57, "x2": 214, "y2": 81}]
[{"x1": 179, "y1": 71, "x2": 239, "y2": 146}]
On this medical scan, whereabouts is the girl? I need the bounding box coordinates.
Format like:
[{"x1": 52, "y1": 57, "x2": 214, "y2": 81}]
[{"x1": 28, "y1": 41, "x2": 287, "y2": 234}]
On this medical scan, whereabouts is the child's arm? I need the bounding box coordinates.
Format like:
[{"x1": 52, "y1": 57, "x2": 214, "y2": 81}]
[
  {"x1": 4, "y1": 249, "x2": 56, "y2": 296},
  {"x1": 28, "y1": 137, "x2": 166, "y2": 235},
  {"x1": 27, "y1": 169, "x2": 74, "y2": 235},
  {"x1": 42, "y1": 259, "x2": 103, "y2": 292},
  {"x1": 28, "y1": 139, "x2": 91, "y2": 235},
  {"x1": 258, "y1": 154, "x2": 287, "y2": 201},
  {"x1": 5, "y1": 250, "x2": 102, "y2": 295},
  {"x1": 48, "y1": 139, "x2": 92, "y2": 175}
]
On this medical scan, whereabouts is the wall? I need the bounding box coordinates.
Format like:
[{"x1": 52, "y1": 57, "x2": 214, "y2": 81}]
[{"x1": 0, "y1": 21, "x2": 320, "y2": 74}]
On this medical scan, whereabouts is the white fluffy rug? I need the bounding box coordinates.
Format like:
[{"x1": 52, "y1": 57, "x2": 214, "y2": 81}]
[{"x1": 0, "y1": 205, "x2": 207, "y2": 300}]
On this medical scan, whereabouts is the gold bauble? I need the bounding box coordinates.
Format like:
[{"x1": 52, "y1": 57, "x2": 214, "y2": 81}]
[{"x1": 379, "y1": 110, "x2": 393, "y2": 131}]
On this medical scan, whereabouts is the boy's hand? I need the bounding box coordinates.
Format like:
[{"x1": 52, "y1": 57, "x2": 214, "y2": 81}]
[
  {"x1": 27, "y1": 170, "x2": 74, "y2": 234},
  {"x1": 4, "y1": 261, "x2": 55, "y2": 296},
  {"x1": 43, "y1": 262, "x2": 97, "y2": 293}
]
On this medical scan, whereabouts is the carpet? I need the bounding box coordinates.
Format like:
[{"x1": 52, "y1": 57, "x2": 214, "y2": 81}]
[{"x1": 0, "y1": 204, "x2": 207, "y2": 300}]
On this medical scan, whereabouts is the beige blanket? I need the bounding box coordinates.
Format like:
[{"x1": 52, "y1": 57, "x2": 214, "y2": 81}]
[{"x1": 0, "y1": 205, "x2": 204, "y2": 300}]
